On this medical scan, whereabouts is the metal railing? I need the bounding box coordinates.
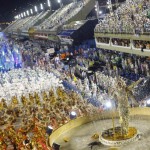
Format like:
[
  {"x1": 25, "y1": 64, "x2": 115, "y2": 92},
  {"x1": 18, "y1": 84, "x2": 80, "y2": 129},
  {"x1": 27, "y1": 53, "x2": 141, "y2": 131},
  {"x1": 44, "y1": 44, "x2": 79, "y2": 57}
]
[{"x1": 95, "y1": 28, "x2": 150, "y2": 35}]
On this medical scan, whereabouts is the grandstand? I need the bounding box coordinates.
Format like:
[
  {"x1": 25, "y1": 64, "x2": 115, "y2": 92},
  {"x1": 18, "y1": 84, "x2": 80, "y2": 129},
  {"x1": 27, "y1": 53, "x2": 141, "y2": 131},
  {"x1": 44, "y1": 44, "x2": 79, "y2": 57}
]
[
  {"x1": 4, "y1": 0, "x2": 95, "y2": 41},
  {"x1": 94, "y1": 0, "x2": 150, "y2": 56},
  {"x1": 4, "y1": 10, "x2": 52, "y2": 37}
]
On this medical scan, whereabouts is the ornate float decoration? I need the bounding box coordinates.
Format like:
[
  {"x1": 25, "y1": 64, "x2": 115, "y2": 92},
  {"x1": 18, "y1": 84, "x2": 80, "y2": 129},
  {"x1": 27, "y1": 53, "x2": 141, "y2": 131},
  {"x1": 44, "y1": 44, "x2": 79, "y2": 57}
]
[{"x1": 100, "y1": 77, "x2": 142, "y2": 146}]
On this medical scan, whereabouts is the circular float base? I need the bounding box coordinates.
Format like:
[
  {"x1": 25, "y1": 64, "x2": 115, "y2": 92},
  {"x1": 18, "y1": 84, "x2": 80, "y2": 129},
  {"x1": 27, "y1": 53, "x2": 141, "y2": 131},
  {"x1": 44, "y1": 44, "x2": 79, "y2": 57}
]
[{"x1": 100, "y1": 127, "x2": 138, "y2": 146}]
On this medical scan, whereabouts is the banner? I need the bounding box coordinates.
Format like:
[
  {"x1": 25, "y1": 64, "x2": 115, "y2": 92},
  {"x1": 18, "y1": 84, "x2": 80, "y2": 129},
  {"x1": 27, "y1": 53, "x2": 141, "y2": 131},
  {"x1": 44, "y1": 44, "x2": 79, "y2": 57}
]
[
  {"x1": 59, "y1": 37, "x2": 73, "y2": 45},
  {"x1": 48, "y1": 35, "x2": 59, "y2": 42},
  {"x1": 47, "y1": 48, "x2": 55, "y2": 54}
]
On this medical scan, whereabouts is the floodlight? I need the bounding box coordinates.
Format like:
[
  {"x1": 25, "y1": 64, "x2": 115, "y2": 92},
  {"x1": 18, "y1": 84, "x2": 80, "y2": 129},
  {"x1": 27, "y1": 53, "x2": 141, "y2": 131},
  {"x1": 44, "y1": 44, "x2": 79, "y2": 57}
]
[
  {"x1": 105, "y1": 101, "x2": 112, "y2": 108},
  {"x1": 99, "y1": 11, "x2": 102, "y2": 14},
  {"x1": 147, "y1": 99, "x2": 150, "y2": 105},
  {"x1": 46, "y1": 125, "x2": 53, "y2": 135},
  {"x1": 21, "y1": 13, "x2": 23, "y2": 18},
  {"x1": 70, "y1": 111, "x2": 77, "y2": 119},
  {"x1": 26, "y1": 10, "x2": 29, "y2": 16},
  {"x1": 35, "y1": 6, "x2": 38, "y2": 12},
  {"x1": 24, "y1": 12, "x2": 26, "y2": 17},
  {"x1": 40, "y1": 3, "x2": 44, "y2": 10},
  {"x1": 47, "y1": 0, "x2": 51, "y2": 7},
  {"x1": 30, "y1": 9, "x2": 33, "y2": 14}
]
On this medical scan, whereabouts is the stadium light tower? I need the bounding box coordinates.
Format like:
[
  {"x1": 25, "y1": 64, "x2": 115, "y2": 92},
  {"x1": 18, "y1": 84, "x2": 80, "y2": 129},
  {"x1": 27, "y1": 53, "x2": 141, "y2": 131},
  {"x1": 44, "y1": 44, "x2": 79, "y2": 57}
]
[
  {"x1": 35, "y1": 6, "x2": 38, "y2": 12},
  {"x1": 57, "y1": 0, "x2": 63, "y2": 8},
  {"x1": 40, "y1": 3, "x2": 44, "y2": 10},
  {"x1": 30, "y1": 9, "x2": 33, "y2": 14}
]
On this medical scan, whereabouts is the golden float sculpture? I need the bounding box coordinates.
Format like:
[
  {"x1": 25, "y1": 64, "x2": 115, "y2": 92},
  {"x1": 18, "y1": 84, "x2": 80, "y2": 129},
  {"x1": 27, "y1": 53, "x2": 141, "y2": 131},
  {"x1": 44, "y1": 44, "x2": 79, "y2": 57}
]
[{"x1": 100, "y1": 77, "x2": 142, "y2": 146}]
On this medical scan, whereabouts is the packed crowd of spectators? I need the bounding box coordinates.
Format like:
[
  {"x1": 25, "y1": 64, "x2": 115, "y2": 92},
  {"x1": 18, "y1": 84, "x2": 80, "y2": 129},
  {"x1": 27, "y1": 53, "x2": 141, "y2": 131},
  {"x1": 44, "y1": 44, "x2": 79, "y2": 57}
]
[
  {"x1": 133, "y1": 40, "x2": 150, "y2": 49},
  {"x1": 95, "y1": 0, "x2": 150, "y2": 34},
  {"x1": 59, "y1": 48, "x2": 150, "y2": 80},
  {"x1": 12, "y1": 38, "x2": 149, "y2": 82},
  {"x1": 47, "y1": 47, "x2": 150, "y2": 107},
  {"x1": 96, "y1": 37, "x2": 110, "y2": 44},
  {"x1": 112, "y1": 38, "x2": 130, "y2": 47},
  {"x1": 97, "y1": 49, "x2": 150, "y2": 78},
  {"x1": 96, "y1": 37, "x2": 150, "y2": 51},
  {"x1": 44, "y1": 47, "x2": 150, "y2": 101}
]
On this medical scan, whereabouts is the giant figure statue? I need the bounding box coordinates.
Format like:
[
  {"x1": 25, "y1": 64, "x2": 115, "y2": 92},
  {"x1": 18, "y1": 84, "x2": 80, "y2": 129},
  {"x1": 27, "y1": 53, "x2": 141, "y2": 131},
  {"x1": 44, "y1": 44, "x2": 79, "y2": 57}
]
[{"x1": 109, "y1": 77, "x2": 142, "y2": 135}]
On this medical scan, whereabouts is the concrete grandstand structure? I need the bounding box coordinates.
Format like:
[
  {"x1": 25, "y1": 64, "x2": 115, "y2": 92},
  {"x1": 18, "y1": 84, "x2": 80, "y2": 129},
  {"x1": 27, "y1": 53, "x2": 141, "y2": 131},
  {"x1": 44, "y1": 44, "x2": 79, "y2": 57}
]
[{"x1": 4, "y1": 0, "x2": 96, "y2": 42}]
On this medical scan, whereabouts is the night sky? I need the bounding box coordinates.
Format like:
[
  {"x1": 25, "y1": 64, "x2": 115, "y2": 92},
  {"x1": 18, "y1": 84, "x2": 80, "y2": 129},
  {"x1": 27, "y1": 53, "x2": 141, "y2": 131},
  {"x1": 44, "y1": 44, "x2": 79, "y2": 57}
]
[
  {"x1": 0, "y1": 0, "x2": 45, "y2": 22},
  {"x1": 0, "y1": 0, "x2": 124, "y2": 22},
  {"x1": 0, "y1": 0, "x2": 80, "y2": 22}
]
